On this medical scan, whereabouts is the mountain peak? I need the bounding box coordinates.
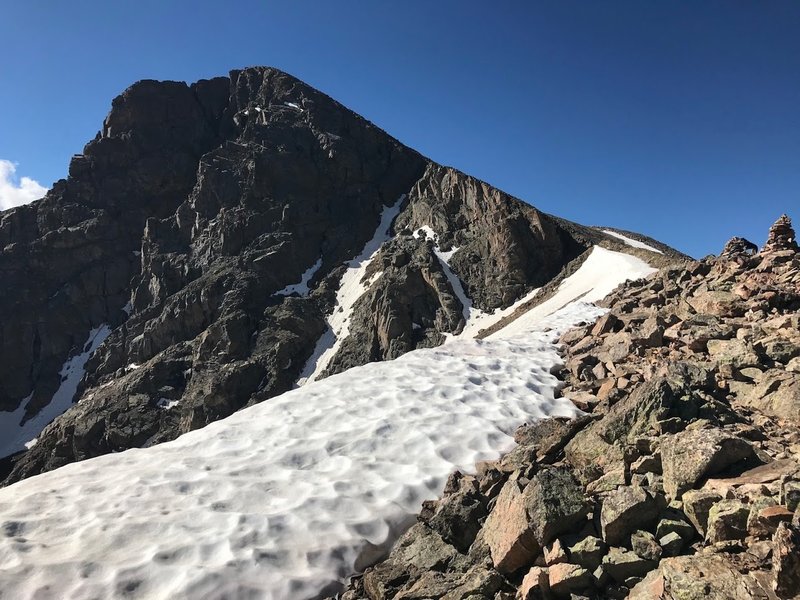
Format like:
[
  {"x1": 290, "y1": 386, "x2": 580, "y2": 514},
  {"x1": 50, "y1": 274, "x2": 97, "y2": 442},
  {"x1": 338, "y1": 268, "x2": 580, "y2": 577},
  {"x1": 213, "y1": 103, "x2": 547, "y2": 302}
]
[{"x1": 0, "y1": 68, "x2": 682, "y2": 487}]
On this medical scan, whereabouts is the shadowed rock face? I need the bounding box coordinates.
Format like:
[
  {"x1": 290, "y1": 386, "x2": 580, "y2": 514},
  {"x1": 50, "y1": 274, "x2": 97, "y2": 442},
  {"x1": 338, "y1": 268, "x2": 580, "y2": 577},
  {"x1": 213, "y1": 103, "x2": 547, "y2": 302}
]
[
  {"x1": 394, "y1": 164, "x2": 588, "y2": 309},
  {"x1": 0, "y1": 66, "x2": 655, "y2": 484},
  {"x1": 0, "y1": 78, "x2": 230, "y2": 417}
]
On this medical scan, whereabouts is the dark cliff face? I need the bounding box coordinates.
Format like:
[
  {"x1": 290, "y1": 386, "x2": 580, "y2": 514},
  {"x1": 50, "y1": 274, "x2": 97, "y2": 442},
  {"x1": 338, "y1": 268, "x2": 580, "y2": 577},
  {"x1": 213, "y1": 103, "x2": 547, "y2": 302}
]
[
  {"x1": 0, "y1": 78, "x2": 229, "y2": 417},
  {"x1": 1, "y1": 67, "x2": 605, "y2": 484}
]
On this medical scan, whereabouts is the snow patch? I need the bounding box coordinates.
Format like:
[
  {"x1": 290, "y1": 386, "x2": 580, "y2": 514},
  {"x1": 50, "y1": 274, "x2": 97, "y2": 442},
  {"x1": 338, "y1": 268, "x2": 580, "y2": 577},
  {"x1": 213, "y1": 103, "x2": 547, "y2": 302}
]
[
  {"x1": 275, "y1": 258, "x2": 323, "y2": 297},
  {"x1": 297, "y1": 196, "x2": 405, "y2": 385},
  {"x1": 490, "y1": 246, "x2": 657, "y2": 339},
  {"x1": 0, "y1": 324, "x2": 111, "y2": 459},
  {"x1": 602, "y1": 230, "x2": 663, "y2": 254},
  {"x1": 156, "y1": 398, "x2": 180, "y2": 410},
  {"x1": 0, "y1": 303, "x2": 601, "y2": 600}
]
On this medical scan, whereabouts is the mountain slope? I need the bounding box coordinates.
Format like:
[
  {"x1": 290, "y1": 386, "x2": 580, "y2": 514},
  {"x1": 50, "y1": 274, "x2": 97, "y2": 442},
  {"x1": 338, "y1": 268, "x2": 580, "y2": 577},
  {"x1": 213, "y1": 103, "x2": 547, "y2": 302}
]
[
  {"x1": 0, "y1": 277, "x2": 641, "y2": 599},
  {"x1": 0, "y1": 67, "x2": 686, "y2": 484}
]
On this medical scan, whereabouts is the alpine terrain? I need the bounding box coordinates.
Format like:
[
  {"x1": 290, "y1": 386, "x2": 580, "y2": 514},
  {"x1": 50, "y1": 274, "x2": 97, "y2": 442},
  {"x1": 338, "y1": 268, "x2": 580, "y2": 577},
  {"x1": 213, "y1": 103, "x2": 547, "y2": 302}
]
[{"x1": 0, "y1": 67, "x2": 797, "y2": 600}]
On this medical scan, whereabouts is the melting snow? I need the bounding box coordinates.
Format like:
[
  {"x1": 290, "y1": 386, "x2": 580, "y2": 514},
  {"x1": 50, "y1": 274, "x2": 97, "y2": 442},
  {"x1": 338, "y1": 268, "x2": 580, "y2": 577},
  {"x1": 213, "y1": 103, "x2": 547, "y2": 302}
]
[
  {"x1": 602, "y1": 230, "x2": 663, "y2": 254},
  {"x1": 490, "y1": 246, "x2": 656, "y2": 339},
  {"x1": 275, "y1": 258, "x2": 323, "y2": 297},
  {"x1": 0, "y1": 324, "x2": 111, "y2": 459},
  {"x1": 0, "y1": 302, "x2": 602, "y2": 600},
  {"x1": 297, "y1": 196, "x2": 405, "y2": 385}
]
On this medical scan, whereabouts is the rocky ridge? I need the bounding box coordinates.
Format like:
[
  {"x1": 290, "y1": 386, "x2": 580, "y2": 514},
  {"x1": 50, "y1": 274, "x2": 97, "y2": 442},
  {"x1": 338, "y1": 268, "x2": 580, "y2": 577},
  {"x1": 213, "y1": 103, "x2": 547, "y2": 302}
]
[
  {"x1": 334, "y1": 215, "x2": 800, "y2": 600},
  {"x1": 0, "y1": 67, "x2": 685, "y2": 484}
]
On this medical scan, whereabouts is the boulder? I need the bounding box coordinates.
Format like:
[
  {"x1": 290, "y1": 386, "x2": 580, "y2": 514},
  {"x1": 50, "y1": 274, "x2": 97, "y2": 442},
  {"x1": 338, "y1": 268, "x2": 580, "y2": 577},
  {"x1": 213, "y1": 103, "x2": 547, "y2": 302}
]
[
  {"x1": 426, "y1": 474, "x2": 486, "y2": 552},
  {"x1": 705, "y1": 499, "x2": 750, "y2": 543},
  {"x1": 747, "y1": 503, "x2": 794, "y2": 539},
  {"x1": 661, "y1": 428, "x2": 755, "y2": 499},
  {"x1": 512, "y1": 416, "x2": 591, "y2": 463},
  {"x1": 602, "y1": 547, "x2": 657, "y2": 584},
  {"x1": 543, "y1": 539, "x2": 568, "y2": 565},
  {"x1": 389, "y1": 523, "x2": 459, "y2": 571},
  {"x1": 741, "y1": 370, "x2": 800, "y2": 421},
  {"x1": 483, "y1": 479, "x2": 539, "y2": 574},
  {"x1": 523, "y1": 466, "x2": 590, "y2": 546},
  {"x1": 391, "y1": 566, "x2": 503, "y2": 600},
  {"x1": 687, "y1": 290, "x2": 745, "y2": 318},
  {"x1": 706, "y1": 339, "x2": 760, "y2": 369},
  {"x1": 440, "y1": 566, "x2": 504, "y2": 600},
  {"x1": 566, "y1": 535, "x2": 606, "y2": 571},
  {"x1": 566, "y1": 376, "x2": 695, "y2": 481},
  {"x1": 773, "y1": 522, "x2": 800, "y2": 598},
  {"x1": 658, "y1": 531, "x2": 684, "y2": 557},
  {"x1": 631, "y1": 530, "x2": 662, "y2": 562},
  {"x1": 682, "y1": 489, "x2": 724, "y2": 537},
  {"x1": 600, "y1": 486, "x2": 659, "y2": 546},
  {"x1": 631, "y1": 452, "x2": 662, "y2": 475},
  {"x1": 547, "y1": 563, "x2": 592, "y2": 598},
  {"x1": 518, "y1": 566, "x2": 549, "y2": 600},
  {"x1": 363, "y1": 561, "x2": 415, "y2": 600},
  {"x1": 629, "y1": 555, "x2": 768, "y2": 599},
  {"x1": 782, "y1": 480, "x2": 800, "y2": 512},
  {"x1": 655, "y1": 510, "x2": 696, "y2": 542}
]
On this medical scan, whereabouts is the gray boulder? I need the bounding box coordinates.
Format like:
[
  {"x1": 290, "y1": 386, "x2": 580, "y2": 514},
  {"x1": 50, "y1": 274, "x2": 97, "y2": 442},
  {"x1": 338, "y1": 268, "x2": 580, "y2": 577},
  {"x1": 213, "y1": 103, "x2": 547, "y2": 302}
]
[
  {"x1": 600, "y1": 486, "x2": 659, "y2": 546},
  {"x1": 661, "y1": 428, "x2": 756, "y2": 499}
]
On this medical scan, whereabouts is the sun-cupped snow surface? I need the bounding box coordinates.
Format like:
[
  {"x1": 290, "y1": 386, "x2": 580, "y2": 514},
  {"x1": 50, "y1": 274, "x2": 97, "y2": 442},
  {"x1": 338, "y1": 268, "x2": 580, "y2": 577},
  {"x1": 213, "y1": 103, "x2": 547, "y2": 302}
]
[
  {"x1": 490, "y1": 246, "x2": 657, "y2": 339},
  {"x1": 0, "y1": 324, "x2": 111, "y2": 458},
  {"x1": 602, "y1": 229, "x2": 664, "y2": 254},
  {"x1": 297, "y1": 196, "x2": 405, "y2": 385},
  {"x1": 275, "y1": 257, "x2": 322, "y2": 297},
  {"x1": 0, "y1": 302, "x2": 603, "y2": 600},
  {"x1": 413, "y1": 226, "x2": 542, "y2": 339}
]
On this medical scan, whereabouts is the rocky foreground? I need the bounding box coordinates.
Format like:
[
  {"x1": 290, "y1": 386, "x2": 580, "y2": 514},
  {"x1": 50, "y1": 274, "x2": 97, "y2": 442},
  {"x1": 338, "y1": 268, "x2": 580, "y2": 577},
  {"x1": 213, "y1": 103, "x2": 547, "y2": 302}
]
[{"x1": 333, "y1": 215, "x2": 800, "y2": 600}]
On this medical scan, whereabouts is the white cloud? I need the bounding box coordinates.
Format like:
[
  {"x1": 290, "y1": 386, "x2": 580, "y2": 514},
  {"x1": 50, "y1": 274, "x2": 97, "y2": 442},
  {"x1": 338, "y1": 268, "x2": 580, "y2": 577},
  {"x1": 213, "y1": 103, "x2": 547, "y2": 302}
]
[{"x1": 0, "y1": 159, "x2": 48, "y2": 211}]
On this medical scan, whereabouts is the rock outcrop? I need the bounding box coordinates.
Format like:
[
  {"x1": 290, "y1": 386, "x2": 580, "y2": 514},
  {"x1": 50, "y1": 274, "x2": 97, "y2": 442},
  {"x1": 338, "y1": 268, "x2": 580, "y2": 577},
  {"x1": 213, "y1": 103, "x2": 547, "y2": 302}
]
[
  {"x1": 334, "y1": 215, "x2": 800, "y2": 600},
  {"x1": 720, "y1": 236, "x2": 758, "y2": 259}
]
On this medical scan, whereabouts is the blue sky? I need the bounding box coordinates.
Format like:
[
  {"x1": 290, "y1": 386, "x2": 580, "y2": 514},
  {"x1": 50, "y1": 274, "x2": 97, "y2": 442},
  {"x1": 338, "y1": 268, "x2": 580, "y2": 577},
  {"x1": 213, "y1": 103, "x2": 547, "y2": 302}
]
[{"x1": 1, "y1": 1, "x2": 798, "y2": 257}]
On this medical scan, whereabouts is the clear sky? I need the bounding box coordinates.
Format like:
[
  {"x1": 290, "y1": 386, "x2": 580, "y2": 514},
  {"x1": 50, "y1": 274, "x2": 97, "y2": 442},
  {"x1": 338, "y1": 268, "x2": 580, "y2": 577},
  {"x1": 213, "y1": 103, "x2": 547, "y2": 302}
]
[{"x1": 1, "y1": 1, "x2": 798, "y2": 257}]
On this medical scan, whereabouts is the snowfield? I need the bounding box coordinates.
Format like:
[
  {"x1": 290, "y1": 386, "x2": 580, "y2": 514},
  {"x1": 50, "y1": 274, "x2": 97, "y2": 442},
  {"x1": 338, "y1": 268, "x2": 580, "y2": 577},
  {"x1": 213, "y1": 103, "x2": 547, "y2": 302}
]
[
  {"x1": 0, "y1": 245, "x2": 656, "y2": 600},
  {"x1": 602, "y1": 229, "x2": 664, "y2": 254},
  {"x1": 490, "y1": 246, "x2": 657, "y2": 339}
]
